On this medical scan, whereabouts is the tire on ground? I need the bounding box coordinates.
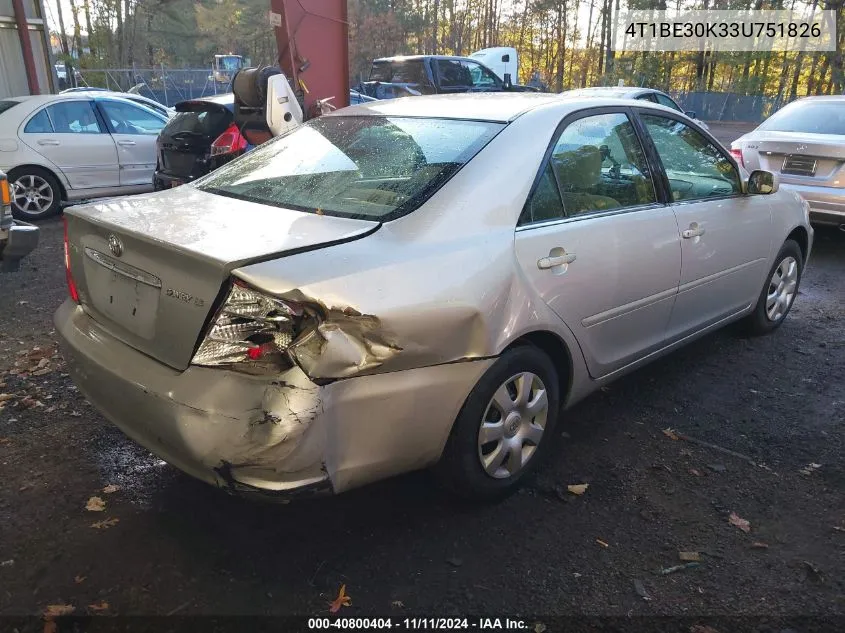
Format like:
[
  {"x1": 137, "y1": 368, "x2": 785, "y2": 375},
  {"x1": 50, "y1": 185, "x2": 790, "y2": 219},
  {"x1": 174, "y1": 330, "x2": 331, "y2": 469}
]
[
  {"x1": 434, "y1": 344, "x2": 561, "y2": 501},
  {"x1": 8, "y1": 166, "x2": 62, "y2": 220},
  {"x1": 743, "y1": 239, "x2": 803, "y2": 336}
]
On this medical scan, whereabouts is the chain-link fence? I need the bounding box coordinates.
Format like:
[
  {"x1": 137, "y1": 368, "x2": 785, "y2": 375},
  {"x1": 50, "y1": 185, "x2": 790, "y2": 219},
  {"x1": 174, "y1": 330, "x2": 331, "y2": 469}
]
[
  {"x1": 70, "y1": 67, "x2": 236, "y2": 107},
  {"x1": 672, "y1": 91, "x2": 801, "y2": 123},
  {"x1": 66, "y1": 67, "x2": 802, "y2": 123}
]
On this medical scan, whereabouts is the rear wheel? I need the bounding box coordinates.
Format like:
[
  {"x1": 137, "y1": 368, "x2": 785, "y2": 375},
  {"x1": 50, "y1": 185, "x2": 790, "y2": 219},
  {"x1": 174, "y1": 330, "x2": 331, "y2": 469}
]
[
  {"x1": 743, "y1": 239, "x2": 803, "y2": 335},
  {"x1": 435, "y1": 345, "x2": 560, "y2": 500},
  {"x1": 9, "y1": 167, "x2": 62, "y2": 220}
]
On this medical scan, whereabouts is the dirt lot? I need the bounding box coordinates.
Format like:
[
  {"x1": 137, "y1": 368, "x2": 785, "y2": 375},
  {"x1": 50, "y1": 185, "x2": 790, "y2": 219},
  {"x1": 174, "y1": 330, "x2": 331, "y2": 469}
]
[{"x1": 0, "y1": 218, "x2": 843, "y2": 628}]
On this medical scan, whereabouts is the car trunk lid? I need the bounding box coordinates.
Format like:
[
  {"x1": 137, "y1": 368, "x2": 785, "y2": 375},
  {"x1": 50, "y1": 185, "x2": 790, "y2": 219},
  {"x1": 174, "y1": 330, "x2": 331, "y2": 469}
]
[
  {"x1": 157, "y1": 100, "x2": 234, "y2": 180},
  {"x1": 65, "y1": 187, "x2": 379, "y2": 370},
  {"x1": 743, "y1": 131, "x2": 845, "y2": 187}
]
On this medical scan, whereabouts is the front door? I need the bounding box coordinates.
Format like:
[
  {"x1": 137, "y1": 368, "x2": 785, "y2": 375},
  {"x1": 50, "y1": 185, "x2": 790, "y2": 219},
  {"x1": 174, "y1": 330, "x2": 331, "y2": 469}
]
[
  {"x1": 19, "y1": 100, "x2": 119, "y2": 189},
  {"x1": 96, "y1": 99, "x2": 166, "y2": 186},
  {"x1": 636, "y1": 111, "x2": 772, "y2": 341},
  {"x1": 514, "y1": 109, "x2": 681, "y2": 378}
]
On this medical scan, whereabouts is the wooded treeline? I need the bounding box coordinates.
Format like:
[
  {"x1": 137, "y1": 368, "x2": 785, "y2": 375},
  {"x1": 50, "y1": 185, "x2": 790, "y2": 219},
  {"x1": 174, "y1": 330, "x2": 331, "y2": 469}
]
[{"x1": 52, "y1": 0, "x2": 845, "y2": 98}]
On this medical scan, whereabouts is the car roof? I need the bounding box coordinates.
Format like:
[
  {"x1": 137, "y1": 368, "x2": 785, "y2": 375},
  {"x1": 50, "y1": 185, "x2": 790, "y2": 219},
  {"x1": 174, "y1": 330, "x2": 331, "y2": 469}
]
[
  {"x1": 562, "y1": 86, "x2": 655, "y2": 98},
  {"x1": 329, "y1": 92, "x2": 680, "y2": 123},
  {"x1": 332, "y1": 92, "x2": 561, "y2": 122},
  {"x1": 372, "y1": 54, "x2": 481, "y2": 63}
]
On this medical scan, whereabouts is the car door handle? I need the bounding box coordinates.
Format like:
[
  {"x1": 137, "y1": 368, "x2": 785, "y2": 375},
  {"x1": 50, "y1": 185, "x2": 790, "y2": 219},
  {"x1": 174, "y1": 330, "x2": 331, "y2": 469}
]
[
  {"x1": 117, "y1": 140, "x2": 137, "y2": 146},
  {"x1": 37, "y1": 139, "x2": 60, "y2": 146},
  {"x1": 682, "y1": 222, "x2": 705, "y2": 239},
  {"x1": 537, "y1": 251, "x2": 577, "y2": 269}
]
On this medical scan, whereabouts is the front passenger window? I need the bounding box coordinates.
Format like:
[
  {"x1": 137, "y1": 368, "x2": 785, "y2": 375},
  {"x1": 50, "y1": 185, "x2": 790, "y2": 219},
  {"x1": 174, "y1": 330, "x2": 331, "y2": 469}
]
[
  {"x1": 549, "y1": 112, "x2": 656, "y2": 216},
  {"x1": 641, "y1": 114, "x2": 741, "y2": 202}
]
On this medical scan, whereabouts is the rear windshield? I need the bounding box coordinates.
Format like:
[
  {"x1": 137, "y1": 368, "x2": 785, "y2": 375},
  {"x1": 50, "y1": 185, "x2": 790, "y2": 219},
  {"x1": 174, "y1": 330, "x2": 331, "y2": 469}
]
[
  {"x1": 198, "y1": 116, "x2": 504, "y2": 221},
  {"x1": 370, "y1": 60, "x2": 431, "y2": 86},
  {"x1": 758, "y1": 101, "x2": 845, "y2": 135},
  {"x1": 162, "y1": 106, "x2": 232, "y2": 139},
  {"x1": 0, "y1": 101, "x2": 20, "y2": 116}
]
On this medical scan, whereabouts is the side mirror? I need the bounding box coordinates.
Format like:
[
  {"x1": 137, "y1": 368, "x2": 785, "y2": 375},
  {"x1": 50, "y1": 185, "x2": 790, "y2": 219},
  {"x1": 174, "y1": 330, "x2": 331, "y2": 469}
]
[
  {"x1": 747, "y1": 169, "x2": 778, "y2": 195},
  {"x1": 503, "y1": 72, "x2": 513, "y2": 90},
  {"x1": 684, "y1": 110, "x2": 697, "y2": 119}
]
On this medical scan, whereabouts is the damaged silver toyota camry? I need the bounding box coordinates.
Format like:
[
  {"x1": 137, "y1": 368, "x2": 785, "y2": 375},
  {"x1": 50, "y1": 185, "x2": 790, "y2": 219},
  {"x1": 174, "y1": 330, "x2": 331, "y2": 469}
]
[{"x1": 56, "y1": 93, "x2": 813, "y2": 500}]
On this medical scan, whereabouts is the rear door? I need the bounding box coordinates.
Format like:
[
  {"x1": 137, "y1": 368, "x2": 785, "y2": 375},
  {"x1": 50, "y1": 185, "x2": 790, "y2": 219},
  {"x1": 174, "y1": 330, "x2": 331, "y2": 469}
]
[
  {"x1": 636, "y1": 110, "x2": 772, "y2": 340},
  {"x1": 157, "y1": 101, "x2": 233, "y2": 181},
  {"x1": 514, "y1": 107, "x2": 681, "y2": 378},
  {"x1": 18, "y1": 99, "x2": 119, "y2": 189},
  {"x1": 96, "y1": 99, "x2": 167, "y2": 186}
]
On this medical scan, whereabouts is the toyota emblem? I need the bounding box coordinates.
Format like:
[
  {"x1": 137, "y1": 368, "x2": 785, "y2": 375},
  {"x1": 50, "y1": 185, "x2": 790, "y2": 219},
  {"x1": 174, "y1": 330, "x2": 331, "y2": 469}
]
[
  {"x1": 796, "y1": 144, "x2": 807, "y2": 153},
  {"x1": 107, "y1": 234, "x2": 123, "y2": 258}
]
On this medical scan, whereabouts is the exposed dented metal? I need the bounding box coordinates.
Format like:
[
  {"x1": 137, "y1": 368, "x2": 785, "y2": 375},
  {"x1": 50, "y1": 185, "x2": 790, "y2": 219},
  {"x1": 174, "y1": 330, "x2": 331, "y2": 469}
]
[{"x1": 280, "y1": 290, "x2": 403, "y2": 380}]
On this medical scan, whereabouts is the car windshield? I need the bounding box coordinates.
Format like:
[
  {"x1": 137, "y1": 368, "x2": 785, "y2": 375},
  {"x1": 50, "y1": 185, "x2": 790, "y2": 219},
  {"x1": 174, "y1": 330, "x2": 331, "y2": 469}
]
[
  {"x1": 163, "y1": 107, "x2": 231, "y2": 138},
  {"x1": 198, "y1": 116, "x2": 504, "y2": 220},
  {"x1": 758, "y1": 101, "x2": 845, "y2": 135},
  {"x1": 0, "y1": 100, "x2": 20, "y2": 116}
]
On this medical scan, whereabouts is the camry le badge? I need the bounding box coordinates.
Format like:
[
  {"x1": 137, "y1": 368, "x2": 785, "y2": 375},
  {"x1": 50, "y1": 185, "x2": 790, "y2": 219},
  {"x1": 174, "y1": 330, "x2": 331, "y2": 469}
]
[
  {"x1": 796, "y1": 145, "x2": 807, "y2": 152},
  {"x1": 107, "y1": 234, "x2": 123, "y2": 258}
]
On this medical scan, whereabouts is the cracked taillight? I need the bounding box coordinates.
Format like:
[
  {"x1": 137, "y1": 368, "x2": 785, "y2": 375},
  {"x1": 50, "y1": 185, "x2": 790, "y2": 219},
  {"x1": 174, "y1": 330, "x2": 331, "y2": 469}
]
[{"x1": 191, "y1": 280, "x2": 303, "y2": 373}]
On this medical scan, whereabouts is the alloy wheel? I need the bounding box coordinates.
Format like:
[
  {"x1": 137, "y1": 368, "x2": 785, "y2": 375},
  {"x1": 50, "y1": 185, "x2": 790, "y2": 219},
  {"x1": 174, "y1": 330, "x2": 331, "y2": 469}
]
[
  {"x1": 765, "y1": 256, "x2": 798, "y2": 322},
  {"x1": 12, "y1": 174, "x2": 54, "y2": 217},
  {"x1": 477, "y1": 372, "x2": 549, "y2": 479}
]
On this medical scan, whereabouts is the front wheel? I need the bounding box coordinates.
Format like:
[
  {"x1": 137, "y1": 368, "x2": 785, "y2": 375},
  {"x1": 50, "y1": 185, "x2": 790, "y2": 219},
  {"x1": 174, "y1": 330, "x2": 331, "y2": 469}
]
[
  {"x1": 743, "y1": 239, "x2": 803, "y2": 335},
  {"x1": 434, "y1": 345, "x2": 561, "y2": 500}
]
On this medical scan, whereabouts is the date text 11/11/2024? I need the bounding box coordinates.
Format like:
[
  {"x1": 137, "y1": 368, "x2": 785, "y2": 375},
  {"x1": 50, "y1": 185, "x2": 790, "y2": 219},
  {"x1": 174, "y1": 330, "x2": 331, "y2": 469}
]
[{"x1": 307, "y1": 618, "x2": 533, "y2": 630}]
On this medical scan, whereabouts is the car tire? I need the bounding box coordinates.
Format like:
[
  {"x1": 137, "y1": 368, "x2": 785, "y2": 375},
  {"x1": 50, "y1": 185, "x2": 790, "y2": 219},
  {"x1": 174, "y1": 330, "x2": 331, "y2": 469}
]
[
  {"x1": 8, "y1": 167, "x2": 62, "y2": 220},
  {"x1": 743, "y1": 239, "x2": 803, "y2": 336},
  {"x1": 434, "y1": 345, "x2": 561, "y2": 501}
]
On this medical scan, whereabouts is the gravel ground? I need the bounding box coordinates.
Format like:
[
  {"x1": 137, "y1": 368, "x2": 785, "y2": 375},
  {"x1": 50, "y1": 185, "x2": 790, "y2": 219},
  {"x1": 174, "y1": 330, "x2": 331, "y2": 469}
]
[{"x1": 0, "y1": 218, "x2": 843, "y2": 628}]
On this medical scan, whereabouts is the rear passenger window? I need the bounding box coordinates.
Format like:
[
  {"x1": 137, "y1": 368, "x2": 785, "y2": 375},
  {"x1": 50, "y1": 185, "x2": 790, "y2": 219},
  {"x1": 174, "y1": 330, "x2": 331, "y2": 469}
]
[
  {"x1": 519, "y1": 163, "x2": 564, "y2": 225},
  {"x1": 24, "y1": 109, "x2": 53, "y2": 133},
  {"x1": 549, "y1": 113, "x2": 656, "y2": 217}
]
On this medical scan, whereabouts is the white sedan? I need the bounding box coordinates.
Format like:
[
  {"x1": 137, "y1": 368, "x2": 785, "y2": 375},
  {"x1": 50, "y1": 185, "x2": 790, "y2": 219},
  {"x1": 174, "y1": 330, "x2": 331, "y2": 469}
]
[{"x1": 0, "y1": 93, "x2": 169, "y2": 220}]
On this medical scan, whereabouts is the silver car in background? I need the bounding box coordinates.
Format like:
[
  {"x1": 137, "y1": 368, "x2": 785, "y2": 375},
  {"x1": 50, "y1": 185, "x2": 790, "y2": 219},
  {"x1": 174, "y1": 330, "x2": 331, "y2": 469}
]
[
  {"x1": 732, "y1": 95, "x2": 845, "y2": 228},
  {"x1": 55, "y1": 94, "x2": 812, "y2": 501}
]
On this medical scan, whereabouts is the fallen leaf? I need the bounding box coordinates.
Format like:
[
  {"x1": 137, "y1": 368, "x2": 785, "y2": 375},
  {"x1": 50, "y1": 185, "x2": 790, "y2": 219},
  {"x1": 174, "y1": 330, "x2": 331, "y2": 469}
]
[
  {"x1": 659, "y1": 562, "x2": 700, "y2": 575},
  {"x1": 688, "y1": 468, "x2": 702, "y2": 477},
  {"x1": 102, "y1": 484, "x2": 120, "y2": 494},
  {"x1": 391, "y1": 600, "x2": 404, "y2": 608},
  {"x1": 679, "y1": 551, "x2": 701, "y2": 562},
  {"x1": 751, "y1": 542, "x2": 769, "y2": 549},
  {"x1": 88, "y1": 601, "x2": 109, "y2": 612},
  {"x1": 596, "y1": 538, "x2": 609, "y2": 548},
  {"x1": 662, "y1": 428, "x2": 679, "y2": 440},
  {"x1": 633, "y1": 578, "x2": 651, "y2": 601},
  {"x1": 799, "y1": 463, "x2": 822, "y2": 476},
  {"x1": 0, "y1": 437, "x2": 10, "y2": 445},
  {"x1": 85, "y1": 496, "x2": 106, "y2": 512},
  {"x1": 44, "y1": 604, "x2": 75, "y2": 617},
  {"x1": 567, "y1": 483, "x2": 589, "y2": 495},
  {"x1": 328, "y1": 584, "x2": 351, "y2": 613},
  {"x1": 74, "y1": 575, "x2": 86, "y2": 584},
  {"x1": 91, "y1": 517, "x2": 120, "y2": 529},
  {"x1": 832, "y1": 526, "x2": 845, "y2": 533},
  {"x1": 36, "y1": 358, "x2": 50, "y2": 369},
  {"x1": 0, "y1": 394, "x2": 15, "y2": 403},
  {"x1": 32, "y1": 369, "x2": 51, "y2": 377},
  {"x1": 534, "y1": 623, "x2": 547, "y2": 633},
  {"x1": 728, "y1": 512, "x2": 751, "y2": 533}
]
